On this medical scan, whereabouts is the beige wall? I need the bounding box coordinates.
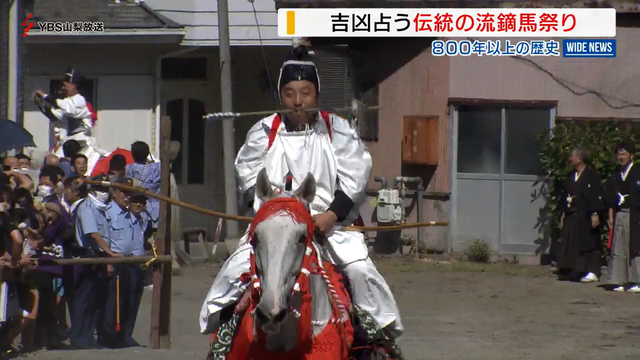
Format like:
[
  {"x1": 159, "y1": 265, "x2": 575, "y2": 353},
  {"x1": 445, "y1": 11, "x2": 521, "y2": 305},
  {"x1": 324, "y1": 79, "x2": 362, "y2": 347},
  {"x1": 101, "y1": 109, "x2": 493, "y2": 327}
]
[
  {"x1": 365, "y1": 27, "x2": 640, "y2": 252},
  {"x1": 23, "y1": 44, "x2": 174, "y2": 160},
  {"x1": 23, "y1": 43, "x2": 287, "y2": 236},
  {"x1": 366, "y1": 51, "x2": 452, "y2": 252},
  {"x1": 449, "y1": 28, "x2": 640, "y2": 119}
]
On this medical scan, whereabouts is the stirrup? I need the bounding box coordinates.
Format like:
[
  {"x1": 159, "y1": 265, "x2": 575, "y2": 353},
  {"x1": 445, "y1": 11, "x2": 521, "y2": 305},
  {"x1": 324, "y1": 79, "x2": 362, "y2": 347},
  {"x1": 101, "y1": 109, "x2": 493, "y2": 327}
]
[{"x1": 352, "y1": 305, "x2": 405, "y2": 360}]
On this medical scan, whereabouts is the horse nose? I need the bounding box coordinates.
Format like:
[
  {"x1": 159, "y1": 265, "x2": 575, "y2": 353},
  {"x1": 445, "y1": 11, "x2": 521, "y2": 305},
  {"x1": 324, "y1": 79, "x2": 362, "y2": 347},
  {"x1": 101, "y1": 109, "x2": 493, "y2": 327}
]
[
  {"x1": 255, "y1": 306, "x2": 288, "y2": 325},
  {"x1": 271, "y1": 308, "x2": 287, "y2": 323}
]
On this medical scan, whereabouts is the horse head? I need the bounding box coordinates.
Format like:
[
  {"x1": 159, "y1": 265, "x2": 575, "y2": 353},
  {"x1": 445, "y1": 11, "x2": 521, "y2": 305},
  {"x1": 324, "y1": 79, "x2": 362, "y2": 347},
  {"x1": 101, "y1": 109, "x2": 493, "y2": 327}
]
[{"x1": 251, "y1": 168, "x2": 316, "y2": 337}]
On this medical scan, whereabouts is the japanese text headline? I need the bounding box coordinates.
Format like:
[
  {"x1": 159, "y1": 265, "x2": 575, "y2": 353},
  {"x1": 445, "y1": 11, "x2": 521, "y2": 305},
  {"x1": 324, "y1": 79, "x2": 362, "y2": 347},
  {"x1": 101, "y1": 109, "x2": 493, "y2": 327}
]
[{"x1": 277, "y1": 8, "x2": 616, "y2": 38}]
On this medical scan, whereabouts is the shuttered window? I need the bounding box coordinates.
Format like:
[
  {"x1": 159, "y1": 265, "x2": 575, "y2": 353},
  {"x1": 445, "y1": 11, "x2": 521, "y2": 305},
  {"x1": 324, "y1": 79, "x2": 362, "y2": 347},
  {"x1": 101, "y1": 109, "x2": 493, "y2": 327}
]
[
  {"x1": 314, "y1": 51, "x2": 379, "y2": 142},
  {"x1": 315, "y1": 51, "x2": 353, "y2": 118}
]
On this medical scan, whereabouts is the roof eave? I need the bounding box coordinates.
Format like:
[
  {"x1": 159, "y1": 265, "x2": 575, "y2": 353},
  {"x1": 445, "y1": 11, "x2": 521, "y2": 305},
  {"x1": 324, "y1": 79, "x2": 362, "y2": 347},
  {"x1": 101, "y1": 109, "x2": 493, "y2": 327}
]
[
  {"x1": 139, "y1": 2, "x2": 184, "y2": 28},
  {"x1": 25, "y1": 28, "x2": 186, "y2": 44},
  {"x1": 26, "y1": 28, "x2": 186, "y2": 36}
]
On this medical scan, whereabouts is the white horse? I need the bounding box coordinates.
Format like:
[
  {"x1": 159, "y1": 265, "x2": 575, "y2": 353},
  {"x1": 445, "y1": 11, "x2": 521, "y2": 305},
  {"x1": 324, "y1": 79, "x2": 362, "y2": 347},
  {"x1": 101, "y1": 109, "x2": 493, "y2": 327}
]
[
  {"x1": 207, "y1": 169, "x2": 398, "y2": 359},
  {"x1": 208, "y1": 169, "x2": 355, "y2": 359}
]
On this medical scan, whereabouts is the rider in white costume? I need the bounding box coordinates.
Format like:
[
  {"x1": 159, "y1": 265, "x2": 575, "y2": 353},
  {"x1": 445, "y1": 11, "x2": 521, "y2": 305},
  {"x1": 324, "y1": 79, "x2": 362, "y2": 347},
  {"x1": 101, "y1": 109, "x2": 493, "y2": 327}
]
[
  {"x1": 200, "y1": 48, "x2": 403, "y2": 338},
  {"x1": 35, "y1": 68, "x2": 107, "y2": 173}
]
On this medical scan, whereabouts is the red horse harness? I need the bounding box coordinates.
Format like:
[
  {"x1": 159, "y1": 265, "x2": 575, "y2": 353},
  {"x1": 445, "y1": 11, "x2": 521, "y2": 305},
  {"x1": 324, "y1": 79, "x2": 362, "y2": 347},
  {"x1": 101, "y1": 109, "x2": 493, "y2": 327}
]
[
  {"x1": 268, "y1": 111, "x2": 333, "y2": 149},
  {"x1": 224, "y1": 198, "x2": 353, "y2": 359}
]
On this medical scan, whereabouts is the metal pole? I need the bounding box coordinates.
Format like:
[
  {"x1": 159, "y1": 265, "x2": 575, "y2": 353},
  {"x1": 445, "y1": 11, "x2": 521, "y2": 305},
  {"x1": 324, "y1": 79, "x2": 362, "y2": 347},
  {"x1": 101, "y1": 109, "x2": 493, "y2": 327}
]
[
  {"x1": 416, "y1": 184, "x2": 424, "y2": 257},
  {"x1": 217, "y1": 0, "x2": 239, "y2": 238},
  {"x1": 7, "y1": 0, "x2": 18, "y2": 125}
]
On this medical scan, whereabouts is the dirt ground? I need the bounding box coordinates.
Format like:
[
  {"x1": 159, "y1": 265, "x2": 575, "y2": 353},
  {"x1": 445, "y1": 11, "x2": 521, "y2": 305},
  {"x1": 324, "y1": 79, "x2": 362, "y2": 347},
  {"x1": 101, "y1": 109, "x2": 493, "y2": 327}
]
[{"x1": 17, "y1": 256, "x2": 640, "y2": 360}]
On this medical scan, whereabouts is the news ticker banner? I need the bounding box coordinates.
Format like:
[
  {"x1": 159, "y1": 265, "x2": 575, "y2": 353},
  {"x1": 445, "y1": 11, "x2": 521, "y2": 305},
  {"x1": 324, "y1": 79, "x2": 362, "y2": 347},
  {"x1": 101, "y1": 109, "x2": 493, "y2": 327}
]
[
  {"x1": 430, "y1": 39, "x2": 616, "y2": 57},
  {"x1": 277, "y1": 8, "x2": 616, "y2": 38}
]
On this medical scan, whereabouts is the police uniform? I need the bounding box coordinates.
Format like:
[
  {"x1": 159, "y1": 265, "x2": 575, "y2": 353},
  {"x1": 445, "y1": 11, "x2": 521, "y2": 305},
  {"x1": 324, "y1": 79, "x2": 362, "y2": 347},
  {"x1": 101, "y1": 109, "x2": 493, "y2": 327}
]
[
  {"x1": 100, "y1": 178, "x2": 147, "y2": 348},
  {"x1": 68, "y1": 175, "x2": 110, "y2": 349}
]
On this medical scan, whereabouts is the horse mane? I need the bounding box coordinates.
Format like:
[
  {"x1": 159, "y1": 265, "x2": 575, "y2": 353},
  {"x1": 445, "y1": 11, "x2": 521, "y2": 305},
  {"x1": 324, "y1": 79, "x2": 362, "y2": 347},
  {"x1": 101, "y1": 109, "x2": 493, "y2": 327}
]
[{"x1": 248, "y1": 197, "x2": 314, "y2": 247}]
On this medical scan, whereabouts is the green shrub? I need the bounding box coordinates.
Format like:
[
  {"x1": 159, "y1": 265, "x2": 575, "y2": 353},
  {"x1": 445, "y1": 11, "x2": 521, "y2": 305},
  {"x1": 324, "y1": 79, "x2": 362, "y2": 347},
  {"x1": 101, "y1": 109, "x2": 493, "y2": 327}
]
[{"x1": 465, "y1": 239, "x2": 492, "y2": 263}]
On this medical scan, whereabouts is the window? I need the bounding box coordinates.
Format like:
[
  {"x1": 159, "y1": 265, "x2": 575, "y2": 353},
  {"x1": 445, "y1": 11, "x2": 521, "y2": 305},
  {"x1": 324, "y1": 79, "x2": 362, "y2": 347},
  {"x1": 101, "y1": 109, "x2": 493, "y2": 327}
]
[
  {"x1": 504, "y1": 108, "x2": 551, "y2": 175},
  {"x1": 49, "y1": 78, "x2": 97, "y2": 109},
  {"x1": 456, "y1": 104, "x2": 553, "y2": 176},
  {"x1": 315, "y1": 52, "x2": 354, "y2": 126},
  {"x1": 161, "y1": 57, "x2": 208, "y2": 80},
  {"x1": 457, "y1": 105, "x2": 502, "y2": 174},
  {"x1": 187, "y1": 99, "x2": 205, "y2": 184},
  {"x1": 164, "y1": 98, "x2": 206, "y2": 185},
  {"x1": 166, "y1": 99, "x2": 183, "y2": 184}
]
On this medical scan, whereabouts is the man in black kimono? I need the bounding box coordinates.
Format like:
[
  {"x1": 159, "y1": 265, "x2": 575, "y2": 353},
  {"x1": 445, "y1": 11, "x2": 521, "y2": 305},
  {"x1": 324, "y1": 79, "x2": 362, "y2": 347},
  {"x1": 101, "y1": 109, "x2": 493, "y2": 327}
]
[
  {"x1": 557, "y1": 146, "x2": 605, "y2": 282},
  {"x1": 607, "y1": 142, "x2": 640, "y2": 292}
]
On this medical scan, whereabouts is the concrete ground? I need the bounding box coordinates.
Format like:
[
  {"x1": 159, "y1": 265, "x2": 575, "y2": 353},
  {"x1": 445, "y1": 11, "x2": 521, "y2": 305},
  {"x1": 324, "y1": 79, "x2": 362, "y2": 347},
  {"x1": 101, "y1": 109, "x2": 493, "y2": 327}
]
[{"x1": 18, "y1": 256, "x2": 640, "y2": 360}]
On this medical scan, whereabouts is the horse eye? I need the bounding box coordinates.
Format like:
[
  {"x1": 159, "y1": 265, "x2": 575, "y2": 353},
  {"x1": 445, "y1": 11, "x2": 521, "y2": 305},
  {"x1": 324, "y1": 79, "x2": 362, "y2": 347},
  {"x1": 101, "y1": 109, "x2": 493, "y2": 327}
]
[{"x1": 299, "y1": 235, "x2": 306, "y2": 243}]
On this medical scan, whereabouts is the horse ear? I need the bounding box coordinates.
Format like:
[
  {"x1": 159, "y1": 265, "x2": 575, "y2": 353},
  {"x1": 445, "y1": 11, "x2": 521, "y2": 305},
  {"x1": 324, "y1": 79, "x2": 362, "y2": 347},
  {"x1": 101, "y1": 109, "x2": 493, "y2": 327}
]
[
  {"x1": 256, "y1": 168, "x2": 277, "y2": 202},
  {"x1": 294, "y1": 173, "x2": 316, "y2": 204}
]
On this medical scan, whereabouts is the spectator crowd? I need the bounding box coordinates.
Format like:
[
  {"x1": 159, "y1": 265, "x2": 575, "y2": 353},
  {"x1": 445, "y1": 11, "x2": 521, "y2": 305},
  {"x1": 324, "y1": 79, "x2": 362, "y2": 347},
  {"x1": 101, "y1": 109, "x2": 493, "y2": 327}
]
[{"x1": 0, "y1": 140, "x2": 161, "y2": 354}]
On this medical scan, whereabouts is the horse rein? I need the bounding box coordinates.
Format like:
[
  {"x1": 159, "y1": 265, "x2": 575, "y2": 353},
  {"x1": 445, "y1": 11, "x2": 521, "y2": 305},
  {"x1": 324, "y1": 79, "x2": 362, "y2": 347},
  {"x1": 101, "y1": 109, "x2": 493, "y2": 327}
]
[{"x1": 247, "y1": 197, "x2": 351, "y2": 357}]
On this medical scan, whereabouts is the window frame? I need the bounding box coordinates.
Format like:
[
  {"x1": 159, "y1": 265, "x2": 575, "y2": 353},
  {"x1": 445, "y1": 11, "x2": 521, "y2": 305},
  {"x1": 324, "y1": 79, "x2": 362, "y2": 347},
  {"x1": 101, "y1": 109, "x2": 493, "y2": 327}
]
[
  {"x1": 165, "y1": 97, "x2": 206, "y2": 185},
  {"x1": 49, "y1": 78, "x2": 98, "y2": 110},
  {"x1": 160, "y1": 57, "x2": 209, "y2": 81},
  {"x1": 455, "y1": 102, "x2": 556, "y2": 180},
  {"x1": 456, "y1": 104, "x2": 503, "y2": 175},
  {"x1": 503, "y1": 106, "x2": 556, "y2": 176}
]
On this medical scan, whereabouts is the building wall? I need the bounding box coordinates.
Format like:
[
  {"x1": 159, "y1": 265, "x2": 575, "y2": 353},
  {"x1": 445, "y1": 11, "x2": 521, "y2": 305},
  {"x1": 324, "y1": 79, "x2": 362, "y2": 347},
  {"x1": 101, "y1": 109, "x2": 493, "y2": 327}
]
[
  {"x1": 449, "y1": 27, "x2": 640, "y2": 118},
  {"x1": 23, "y1": 43, "x2": 176, "y2": 159},
  {"x1": 367, "y1": 51, "x2": 452, "y2": 251},
  {"x1": 145, "y1": 0, "x2": 286, "y2": 45}
]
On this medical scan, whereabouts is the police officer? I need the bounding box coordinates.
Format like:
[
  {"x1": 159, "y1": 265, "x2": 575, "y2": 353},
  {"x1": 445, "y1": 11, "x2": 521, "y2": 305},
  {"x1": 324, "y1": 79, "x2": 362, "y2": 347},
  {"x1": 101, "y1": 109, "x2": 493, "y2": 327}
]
[
  {"x1": 69, "y1": 175, "x2": 119, "y2": 349},
  {"x1": 100, "y1": 178, "x2": 147, "y2": 348}
]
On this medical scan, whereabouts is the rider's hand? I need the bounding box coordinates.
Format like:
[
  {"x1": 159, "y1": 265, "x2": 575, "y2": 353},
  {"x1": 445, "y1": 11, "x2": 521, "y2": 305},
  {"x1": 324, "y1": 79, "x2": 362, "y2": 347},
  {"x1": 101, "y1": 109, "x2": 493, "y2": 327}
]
[
  {"x1": 313, "y1": 211, "x2": 338, "y2": 234},
  {"x1": 35, "y1": 90, "x2": 45, "y2": 97}
]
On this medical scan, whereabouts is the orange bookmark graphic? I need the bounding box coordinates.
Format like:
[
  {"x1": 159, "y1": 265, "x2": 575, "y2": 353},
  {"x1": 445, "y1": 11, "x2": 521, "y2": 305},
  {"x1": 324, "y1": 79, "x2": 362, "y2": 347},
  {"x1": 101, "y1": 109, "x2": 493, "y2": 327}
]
[{"x1": 286, "y1": 11, "x2": 295, "y2": 35}]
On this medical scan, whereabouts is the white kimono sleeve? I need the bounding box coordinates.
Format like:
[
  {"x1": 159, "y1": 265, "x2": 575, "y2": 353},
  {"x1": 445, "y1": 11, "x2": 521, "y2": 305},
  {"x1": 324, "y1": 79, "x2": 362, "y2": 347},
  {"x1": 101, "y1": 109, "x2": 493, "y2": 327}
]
[
  {"x1": 52, "y1": 95, "x2": 91, "y2": 120},
  {"x1": 331, "y1": 115, "x2": 372, "y2": 205},
  {"x1": 234, "y1": 121, "x2": 269, "y2": 194}
]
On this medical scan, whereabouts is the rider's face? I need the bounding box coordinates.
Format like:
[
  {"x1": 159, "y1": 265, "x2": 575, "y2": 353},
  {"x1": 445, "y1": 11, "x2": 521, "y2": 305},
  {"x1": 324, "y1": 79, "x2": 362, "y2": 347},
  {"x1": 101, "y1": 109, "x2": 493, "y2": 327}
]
[
  {"x1": 62, "y1": 81, "x2": 76, "y2": 96},
  {"x1": 280, "y1": 80, "x2": 318, "y2": 128}
]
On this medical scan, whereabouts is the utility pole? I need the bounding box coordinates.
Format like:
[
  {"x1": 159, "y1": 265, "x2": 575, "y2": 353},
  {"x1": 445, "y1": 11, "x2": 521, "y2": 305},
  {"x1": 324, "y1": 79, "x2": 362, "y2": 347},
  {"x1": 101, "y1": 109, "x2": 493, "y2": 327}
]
[{"x1": 217, "y1": 0, "x2": 239, "y2": 238}]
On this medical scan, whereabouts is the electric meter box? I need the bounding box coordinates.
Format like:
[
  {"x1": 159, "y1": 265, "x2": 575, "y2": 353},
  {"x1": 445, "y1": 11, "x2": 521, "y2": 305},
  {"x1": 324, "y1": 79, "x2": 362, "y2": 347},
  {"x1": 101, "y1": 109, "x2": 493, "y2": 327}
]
[{"x1": 376, "y1": 189, "x2": 404, "y2": 223}]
